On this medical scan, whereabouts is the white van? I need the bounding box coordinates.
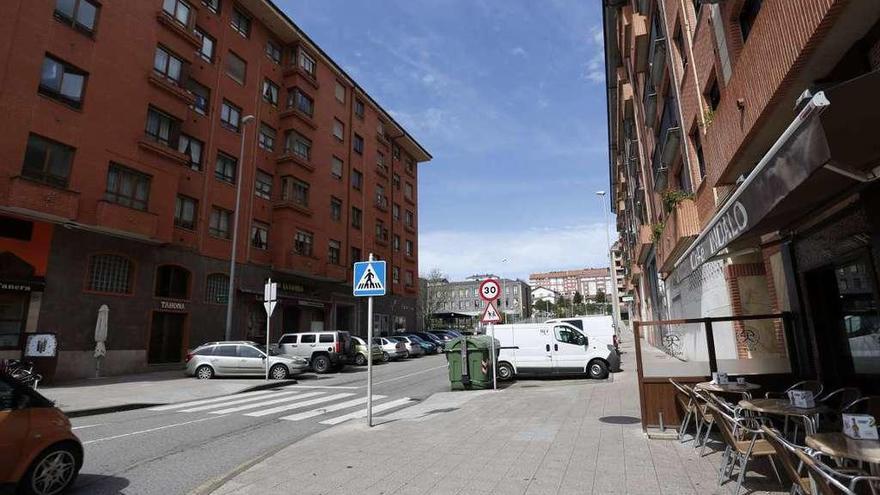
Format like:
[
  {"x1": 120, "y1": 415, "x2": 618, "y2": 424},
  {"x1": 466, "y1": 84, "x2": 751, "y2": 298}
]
[
  {"x1": 491, "y1": 322, "x2": 619, "y2": 380},
  {"x1": 546, "y1": 316, "x2": 619, "y2": 356}
]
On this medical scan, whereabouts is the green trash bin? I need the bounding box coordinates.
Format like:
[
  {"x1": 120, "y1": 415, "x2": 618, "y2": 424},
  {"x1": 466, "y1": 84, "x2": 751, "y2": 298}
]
[{"x1": 444, "y1": 335, "x2": 500, "y2": 390}]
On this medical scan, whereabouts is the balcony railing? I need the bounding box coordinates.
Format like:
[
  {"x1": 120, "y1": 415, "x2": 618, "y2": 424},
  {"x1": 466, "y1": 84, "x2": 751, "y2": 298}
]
[
  {"x1": 647, "y1": 13, "x2": 667, "y2": 86},
  {"x1": 651, "y1": 97, "x2": 681, "y2": 190}
]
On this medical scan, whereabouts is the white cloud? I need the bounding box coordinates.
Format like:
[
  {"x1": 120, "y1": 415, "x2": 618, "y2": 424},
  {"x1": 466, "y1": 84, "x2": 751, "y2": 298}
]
[
  {"x1": 419, "y1": 224, "x2": 616, "y2": 281},
  {"x1": 510, "y1": 46, "x2": 528, "y2": 57},
  {"x1": 583, "y1": 52, "x2": 605, "y2": 84}
]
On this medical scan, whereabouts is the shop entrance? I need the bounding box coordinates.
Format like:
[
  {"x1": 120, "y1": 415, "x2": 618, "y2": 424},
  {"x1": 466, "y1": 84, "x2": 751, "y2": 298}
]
[{"x1": 149, "y1": 312, "x2": 186, "y2": 364}]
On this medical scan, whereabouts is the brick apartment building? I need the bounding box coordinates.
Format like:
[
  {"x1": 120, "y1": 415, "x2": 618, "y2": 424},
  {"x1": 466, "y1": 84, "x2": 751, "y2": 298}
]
[
  {"x1": 603, "y1": 0, "x2": 880, "y2": 390},
  {"x1": 529, "y1": 268, "x2": 613, "y2": 300},
  {"x1": 0, "y1": 0, "x2": 430, "y2": 379}
]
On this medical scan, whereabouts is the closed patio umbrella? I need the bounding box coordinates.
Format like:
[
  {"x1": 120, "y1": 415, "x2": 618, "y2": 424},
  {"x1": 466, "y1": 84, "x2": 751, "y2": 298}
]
[{"x1": 94, "y1": 304, "x2": 108, "y2": 377}]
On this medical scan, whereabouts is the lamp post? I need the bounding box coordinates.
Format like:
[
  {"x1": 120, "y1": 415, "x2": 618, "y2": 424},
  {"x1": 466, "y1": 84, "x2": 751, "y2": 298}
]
[
  {"x1": 225, "y1": 115, "x2": 255, "y2": 341},
  {"x1": 596, "y1": 191, "x2": 622, "y2": 331}
]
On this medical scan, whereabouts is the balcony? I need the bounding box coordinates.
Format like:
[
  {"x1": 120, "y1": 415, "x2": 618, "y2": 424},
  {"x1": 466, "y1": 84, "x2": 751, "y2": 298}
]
[
  {"x1": 651, "y1": 97, "x2": 681, "y2": 190},
  {"x1": 636, "y1": 224, "x2": 652, "y2": 264},
  {"x1": 647, "y1": 15, "x2": 667, "y2": 87},
  {"x1": 95, "y1": 200, "x2": 158, "y2": 239},
  {"x1": 138, "y1": 138, "x2": 189, "y2": 165},
  {"x1": 633, "y1": 14, "x2": 649, "y2": 72},
  {"x1": 7, "y1": 177, "x2": 80, "y2": 220},
  {"x1": 155, "y1": 10, "x2": 200, "y2": 48},
  {"x1": 276, "y1": 152, "x2": 314, "y2": 172},
  {"x1": 656, "y1": 198, "x2": 700, "y2": 274},
  {"x1": 374, "y1": 195, "x2": 389, "y2": 212},
  {"x1": 643, "y1": 80, "x2": 657, "y2": 127},
  {"x1": 272, "y1": 199, "x2": 312, "y2": 217},
  {"x1": 147, "y1": 72, "x2": 196, "y2": 107}
]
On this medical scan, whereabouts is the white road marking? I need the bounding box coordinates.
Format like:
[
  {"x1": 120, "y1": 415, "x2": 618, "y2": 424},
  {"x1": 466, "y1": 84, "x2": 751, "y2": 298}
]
[
  {"x1": 83, "y1": 415, "x2": 228, "y2": 445},
  {"x1": 72, "y1": 424, "x2": 104, "y2": 430},
  {"x1": 320, "y1": 398, "x2": 415, "y2": 425},
  {"x1": 242, "y1": 393, "x2": 355, "y2": 417},
  {"x1": 282, "y1": 385, "x2": 361, "y2": 390},
  {"x1": 148, "y1": 389, "x2": 277, "y2": 411},
  {"x1": 280, "y1": 395, "x2": 387, "y2": 421},
  {"x1": 180, "y1": 391, "x2": 302, "y2": 412},
  {"x1": 207, "y1": 392, "x2": 326, "y2": 415},
  {"x1": 372, "y1": 365, "x2": 448, "y2": 386}
]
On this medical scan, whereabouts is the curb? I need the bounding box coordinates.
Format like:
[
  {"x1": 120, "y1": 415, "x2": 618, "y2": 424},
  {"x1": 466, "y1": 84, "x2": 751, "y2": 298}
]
[
  {"x1": 62, "y1": 378, "x2": 298, "y2": 418},
  {"x1": 189, "y1": 439, "x2": 293, "y2": 495}
]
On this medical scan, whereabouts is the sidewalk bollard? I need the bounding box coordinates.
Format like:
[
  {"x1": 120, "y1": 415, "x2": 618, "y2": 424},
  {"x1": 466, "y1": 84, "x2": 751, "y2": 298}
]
[{"x1": 658, "y1": 412, "x2": 665, "y2": 432}]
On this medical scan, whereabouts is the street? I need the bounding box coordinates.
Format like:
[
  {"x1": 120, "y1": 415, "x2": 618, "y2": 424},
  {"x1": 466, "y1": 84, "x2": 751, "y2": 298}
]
[{"x1": 69, "y1": 355, "x2": 449, "y2": 495}]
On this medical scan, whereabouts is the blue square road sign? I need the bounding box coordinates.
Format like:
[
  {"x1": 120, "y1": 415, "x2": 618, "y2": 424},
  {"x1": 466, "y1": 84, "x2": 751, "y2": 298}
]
[{"x1": 353, "y1": 261, "x2": 386, "y2": 297}]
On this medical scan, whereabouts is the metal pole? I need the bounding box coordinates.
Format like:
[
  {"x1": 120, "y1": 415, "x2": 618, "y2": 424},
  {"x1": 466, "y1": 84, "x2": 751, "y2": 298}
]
[
  {"x1": 490, "y1": 322, "x2": 496, "y2": 390},
  {"x1": 366, "y1": 253, "x2": 374, "y2": 427},
  {"x1": 225, "y1": 116, "x2": 254, "y2": 341},
  {"x1": 265, "y1": 310, "x2": 270, "y2": 380}
]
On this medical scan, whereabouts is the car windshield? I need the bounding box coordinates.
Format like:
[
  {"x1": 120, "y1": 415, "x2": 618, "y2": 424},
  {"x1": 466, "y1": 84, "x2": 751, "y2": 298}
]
[{"x1": 409, "y1": 335, "x2": 425, "y2": 343}]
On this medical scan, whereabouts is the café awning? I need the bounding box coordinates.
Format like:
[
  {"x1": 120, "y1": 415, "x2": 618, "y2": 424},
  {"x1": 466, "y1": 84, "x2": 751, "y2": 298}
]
[{"x1": 672, "y1": 69, "x2": 880, "y2": 284}]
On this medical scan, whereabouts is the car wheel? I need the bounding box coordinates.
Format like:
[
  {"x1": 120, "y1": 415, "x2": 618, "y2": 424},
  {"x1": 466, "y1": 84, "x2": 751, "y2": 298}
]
[
  {"x1": 21, "y1": 443, "x2": 81, "y2": 495},
  {"x1": 270, "y1": 364, "x2": 289, "y2": 380},
  {"x1": 355, "y1": 353, "x2": 367, "y2": 366},
  {"x1": 497, "y1": 362, "x2": 515, "y2": 381},
  {"x1": 588, "y1": 360, "x2": 609, "y2": 379},
  {"x1": 195, "y1": 365, "x2": 214, "y2": 380},
  {"x1": 403, "y1": 350, "x2": 410, "y2": 359},
  {"x1": 312, "y1": 355, "x2": 331, "y2": 374},
  {"x1": 382, "y1": 351, "x2": 390, "y2": 362}
]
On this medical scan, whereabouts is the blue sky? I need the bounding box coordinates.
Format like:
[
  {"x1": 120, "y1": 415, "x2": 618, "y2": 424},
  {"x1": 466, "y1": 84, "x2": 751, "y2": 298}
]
[{"x1": 279, "y1": 0, "x2": 613, "y2": 281}]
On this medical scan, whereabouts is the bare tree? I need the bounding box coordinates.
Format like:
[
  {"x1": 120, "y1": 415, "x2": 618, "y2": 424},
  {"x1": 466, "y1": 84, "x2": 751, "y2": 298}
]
[{"x1": 418, "y1": 269, "x2": 450, "y2": 330}]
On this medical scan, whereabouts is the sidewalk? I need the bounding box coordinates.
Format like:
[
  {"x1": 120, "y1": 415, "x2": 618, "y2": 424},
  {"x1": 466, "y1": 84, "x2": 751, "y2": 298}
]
[
  {"x1": 41, "y1": 370, "x2": 295, "y2": 416},
  {"x1": 207, "y1": 334, "x2": 787, "y2": 495}
]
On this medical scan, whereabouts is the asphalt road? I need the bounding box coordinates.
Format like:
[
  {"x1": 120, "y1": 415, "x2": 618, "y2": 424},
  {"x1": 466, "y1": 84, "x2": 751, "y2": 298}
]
[{"x1": 68, "y1": 354, "x2": 450, "y2": 495}]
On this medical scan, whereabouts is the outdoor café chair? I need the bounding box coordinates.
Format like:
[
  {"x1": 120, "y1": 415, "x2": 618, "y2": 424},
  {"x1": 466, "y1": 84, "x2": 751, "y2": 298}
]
[
  {"x1": 794, "y1": 448, "x2": 880, "y2": 495},
  {"x1": 687, "y1": 386, "x2": 717, "y2": 453},
  {"x1": 669, "y1": 379, "x2": 696, "y2": 443},
  {"x1": 707, "y1": 402, "x2": 782, "y2": 495},
  {"x1": 766, "y1": 381, "x2": 825, "y2": 437},
  {"x1": 761, "y1": 425, "x2": 816, "y2": 494},
  {"x1": 842, "y1": 396, "x2": 880, "y2": 418}
]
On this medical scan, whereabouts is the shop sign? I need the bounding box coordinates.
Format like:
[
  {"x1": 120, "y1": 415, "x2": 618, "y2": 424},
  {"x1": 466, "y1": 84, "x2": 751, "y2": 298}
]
[
  {"x1": 0, "y1": 282, "x2": 32, "y2": 291},
  {"x1": 159, "y1": 300, "x2": 186, "y2": 311}
]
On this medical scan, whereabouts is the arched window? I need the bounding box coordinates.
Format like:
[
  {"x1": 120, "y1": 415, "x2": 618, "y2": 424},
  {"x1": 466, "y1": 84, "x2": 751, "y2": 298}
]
[
  {"x1": 205, "y1": 273, "x2": 229, "y2": 304},
  {"x1": 155, "y1": 265, "x2": 190, "y2": 299},
  {"x1": 87, "y1": 254, "x2": 133, "y2": 294}
]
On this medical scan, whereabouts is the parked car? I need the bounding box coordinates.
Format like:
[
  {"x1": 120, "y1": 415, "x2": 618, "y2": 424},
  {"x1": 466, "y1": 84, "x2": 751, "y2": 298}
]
[
  {"x1": 427, "y1": 330, "x2": 459, "y2": 344},
  {"x1": 350, "y1": 336, "x2": 384, "y2": 366},
  {"x1": 374, "y1": 337, "x2": 407, "y2": 362},
  {"x1": 546, "y1": 316, "x2": 620, "y2": 361},
  {"x1": 390, "y1": 336, "x2": 425, "y2": 358},
  {"x1": 406, "y1": 334, "x2": 438, "y2": 354},
  {"x1": 1, "y1": 372, "x2": 83, "y2": 494},
  {"x1": 411, "y1": 331, "x2": 446, "y2": 350},
  {"x1": 276, "y1": 331, "x2": 355, "y2": 373},
  {"x1": 186, "y1": 341, "x2": 308, "y2": 379},
  {"x1": 492, "y1": 323, "x2": 619, "y2": 380}
]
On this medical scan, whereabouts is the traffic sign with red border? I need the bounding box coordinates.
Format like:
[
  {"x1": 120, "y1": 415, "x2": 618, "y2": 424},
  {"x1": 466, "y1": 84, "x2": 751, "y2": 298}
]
[
  {"x1": 481, "y1": 300, "x2": 501, "y2": 323},
  {"x1": 479, "y1": 279, "x2": 501, "y2": 302}
]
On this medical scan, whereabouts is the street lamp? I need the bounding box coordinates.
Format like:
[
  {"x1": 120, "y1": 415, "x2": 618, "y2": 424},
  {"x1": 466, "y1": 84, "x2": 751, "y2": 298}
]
[
  {"x1": 596, "y1": 191, "x2": 622, "y2": 330},
  {"x1": 225, "y1": 114, "x2": 256, "y2": 341}
]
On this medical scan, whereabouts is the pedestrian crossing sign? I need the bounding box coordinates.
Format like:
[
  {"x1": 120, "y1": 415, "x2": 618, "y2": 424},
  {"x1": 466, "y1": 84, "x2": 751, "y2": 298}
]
[{"x1": 353, "y1": 260, "x2": 386, "y2": 297}]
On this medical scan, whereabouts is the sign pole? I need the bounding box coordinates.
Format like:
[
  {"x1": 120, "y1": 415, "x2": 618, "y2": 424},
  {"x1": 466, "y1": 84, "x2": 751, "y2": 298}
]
[
  {"x1": 366, "y1": 253, "x2": 374, "y2": 427},
  {"x1": 263, "y1": 278, "x2": 277, "y2": 381},
  {"x1": 489, "y1": 322, "x2": 496, "y2": 390}
]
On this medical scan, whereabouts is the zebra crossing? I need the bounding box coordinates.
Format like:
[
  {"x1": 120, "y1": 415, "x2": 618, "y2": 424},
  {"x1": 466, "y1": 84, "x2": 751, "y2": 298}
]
[{"x1": 148, "y1": 388, "x2": 417, "y2": 425}]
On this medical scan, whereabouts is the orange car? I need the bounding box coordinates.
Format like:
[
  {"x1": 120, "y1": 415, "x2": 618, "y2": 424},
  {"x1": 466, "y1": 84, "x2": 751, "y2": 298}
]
[{"x1": 0, "y1": 373, "x2": 83, "y2": 495}]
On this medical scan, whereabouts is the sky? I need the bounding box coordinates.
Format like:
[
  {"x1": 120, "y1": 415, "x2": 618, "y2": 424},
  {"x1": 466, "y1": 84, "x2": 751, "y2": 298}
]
[{"x1": 279, "y1": 0, "x2": 614, "y2": 281}]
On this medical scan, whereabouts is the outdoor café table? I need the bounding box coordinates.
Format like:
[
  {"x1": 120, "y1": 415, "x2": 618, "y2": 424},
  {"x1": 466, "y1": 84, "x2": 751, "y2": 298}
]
[
  {"x1": 738, "y1": 398, "x2": 833, "y2": 435},
  {"x1": 806, "y1": 433, "x2": 880, "y2": 466},
  {"x1": 696, "y1": 381, "x2": 760, "y2": 399}
]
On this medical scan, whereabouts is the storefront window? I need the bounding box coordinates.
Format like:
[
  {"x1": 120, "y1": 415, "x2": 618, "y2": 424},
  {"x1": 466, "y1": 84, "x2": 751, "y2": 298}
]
[
  {"x1": 835, "y1": 259, "x2": 880, "y2": 375},
  {"x1": 0, "y1": 291, "x2": 27, "y2": 348}
]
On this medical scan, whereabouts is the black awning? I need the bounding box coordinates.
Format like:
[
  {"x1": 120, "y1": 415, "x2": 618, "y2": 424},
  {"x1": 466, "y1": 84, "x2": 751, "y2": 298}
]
[{"x1": 672, "y1": 69, "x2": 880, "y2": 284}]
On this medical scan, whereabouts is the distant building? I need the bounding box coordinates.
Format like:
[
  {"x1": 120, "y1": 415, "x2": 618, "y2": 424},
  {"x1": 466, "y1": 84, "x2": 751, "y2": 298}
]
[
  {"x1": 529, "y1": 268, "x2": 612, "y2": 300},
  {"x1": 531, "y1": 286, "x2": 560, "y2": 304},
  {"x1": 426, "y1": 274, "x2": 531, "y2": 319}
]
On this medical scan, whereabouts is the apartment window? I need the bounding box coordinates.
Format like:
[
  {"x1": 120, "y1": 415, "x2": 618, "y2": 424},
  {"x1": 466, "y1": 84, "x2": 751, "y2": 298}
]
[
  {"x1": 39, "y1": 55, "x2": 87, "y2": 108},
  {"x1": 145, "y1": 106, "x2": 180, "y2": 147},
  {"x1": 739, "y1": 0, "x2": 763, "y2": 43},
  {"x1": 377, "y1": 152, "x2": 385, "y2": 169},
  {"x1": 209, "y1": 207, "x2": 232, "y2": 238},
  {"x1": 105, "y1": 163, "x2": 151, "y2": 211},
  {"x1": 392, "y1": 145, "x2": 400, "y2": 159},
  {"x1": 215, "y1": 152, "x2": 237, "y2": 184},
  {"x1": 393, "y1": 235, "x2": 400, "y2": 252},
  {"x1": 231, "y1": 8, "x2": 251, "y2": 37},
  {"x1": 351, "y1": 247, "x2": 362, "y2": 263},
  {"x1": 377, "y1": 121, "x2": 385, "y2": 137},
  {"x1": 331, "y1": 156, "x2": 343, "y2": 179},
  {"x1": 334, "y1": 81, "x2": 345, "y2": 103},
  {"x1": 405, "y1": 210, "x2": 414, "y2": 227},
  {"x1": 22, "y1": 134, "x2": 74, "y2": 188},
  {"x1": 174, "y1": 195, "x2": 197, "y2": 229},
  {"x1": 258, "y1": 123, "x2": 276, "y2": 151},
  {"x1": 54, "y1": 0, "x2": 99, "y2": 33},
  {"x1": 251, "y1": 221, "x2": 269, "y2": 249},
  {"x1": 202, "y1": 0, "x2": 220, "y2": 14},
  {"x1": 177, "y1": 133, "x2": 203, "y2": 170},
  {"x1": 405, "y1": 271, "x2": 414, "y2": 287},
  {"x1": 255, "y1": 170, "x2": 272, "y2": 199},
  {"x1": 353, "y1": 134, "x2": 364, "y2": 154},
  {"x1": 225, "y1": 52, "x2": 246, "y2": 85},
  {"x1": 285, "y1": 131, "x2": 311, "y2": 160},
  {"x1": 262, "y1": 79, "x2": 279, "y2": 106},
  {"x1": 352, "y1": 169, "x2": 363, "y2": 190},
  {"x1": 354, "y1": 99, "x2": 365, "y2": 118},
  {"x1": 205, "y1": 274, "x2": 228, "y2": 304},
  {"x1": 294, "y1": 230, "x2": 313, "y2": 256},
  {"x1": 328, "y1": 240, "x2": 341, "y2": 265},
  {"x1": 405, "y1": 182, "x2": 413, "y2": 200},
  {"x1": 220, "y1": 100, "x2": 241, "y2": 131},
  {"x1": 705, "y1": 76, "x2": 721, "y2": 111},
  {"x1": 351, "y1": 207, "x2": 362, "y2": 229},
  {"x1": 405, "y1": 158, "x2": 415, "y2": 175},
  {"x1": 330, "y1": 196, "x2": 342, "y2": 221},
  {"x1": 87, "y1": 254, "x2": 133, "y2": 294},
  {"x1": 266, "y1": 40, "x2": 282, "y2": 64},
  {"x1": 155, "y1": 265, "x2": 190, "y2": 299},
  {"x1": 392, "y1": 266, "x2": 400, "y2": 284},
  {"x1": 392, "y1": 173, "x2": 400, "y2": 190},
  {"x1": 282, "y1": 177, "x2": 309, "y2": 207},
  {"x1": 691, "y1": 127, "x2": 706, "y2": 179},
  {"x1": 289, "y1": 88, "x2": 313, "y2": 116},
  {"x1": 405, "y1": 240, "x2": 414, "y2": 256},
  {"x1": 673, "y1": 25, "x2": 687, "y2": 68},
  {"x1": 186, "y1": 78, "x2": 210, "y2": 115},
  {"x1": 392, "y1": 203, "x2": 400, "y2": 221},
  {"x1": 194, "y1": 28, "x2": 215, "y2": 62},
  {"x1": 333, "y1": 119, "x2": 344, "y2": 141},
  {"x1": 299, "y1": 50, "x2": 316, "y2": 76},
  {"x1": 375, "y1": 221, "x2": 387, "y2": 241},
  {"x1": 162, "y1": 0, "x2": 191, "y2": 27}
]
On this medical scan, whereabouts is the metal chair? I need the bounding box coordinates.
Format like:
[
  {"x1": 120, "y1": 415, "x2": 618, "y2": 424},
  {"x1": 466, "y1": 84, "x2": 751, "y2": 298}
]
[
  {"x1": 761, "y1": 426, "x2": 814, "y2": 495},
  {"x1": 685, "y1": 386, "x2": 717, "y2": 454},
  {"x1": 707, "y1": 402, "x2": 782, "y2": 495},
  {"x1": 794, "y1": 448, "x2": 880, "y2": 495},
  {"x1": 842, "y1": 396, "x2": 880, "y2": 418},
  {"x1": 669, "y1": 379, "x2": 696, "y2": 443},
  {"x1": 766, "y1": 380, "x2": 825, "y2": 400}
]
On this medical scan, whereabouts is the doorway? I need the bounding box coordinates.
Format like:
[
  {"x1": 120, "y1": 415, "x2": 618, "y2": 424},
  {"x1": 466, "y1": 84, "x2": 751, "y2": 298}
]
[{"x1": 148, "y1": 312, "x2": 186, "y2": 364}]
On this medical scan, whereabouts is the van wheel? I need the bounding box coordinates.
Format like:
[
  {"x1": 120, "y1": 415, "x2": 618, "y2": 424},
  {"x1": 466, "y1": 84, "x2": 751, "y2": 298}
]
[
  {"x1": 21, "y1": 443, "x2": 81, "y2": 495},
  {"x1": 195, "y1": 365, "x2": 214, "y2": 380},
  {"x1": 588, "y1": 360, "x2": 609, "y2": 379},
  {"x1": 312, "y1": 355, "x2": 331, "y2": 374},
  {"x1": 355, "y1": 353, "x2": 367, "y2": 366},
  {"x1": 270, "y1": 364, "x2": 289, "y2": 380},
  {"x1": 497, "y1": 362, "x2": 515, "y2": 381}
]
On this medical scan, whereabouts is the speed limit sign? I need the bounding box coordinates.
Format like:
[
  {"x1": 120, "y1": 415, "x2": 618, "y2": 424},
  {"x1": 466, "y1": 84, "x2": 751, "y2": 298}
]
[{"x1": 479, "y1": 279, "x2": 501, "y2": 302}]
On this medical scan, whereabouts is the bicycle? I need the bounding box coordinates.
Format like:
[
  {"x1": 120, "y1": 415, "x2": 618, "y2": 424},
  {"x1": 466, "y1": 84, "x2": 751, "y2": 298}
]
[{"x1": 2, "y1": 359, "x2": 42, "y2": 390}]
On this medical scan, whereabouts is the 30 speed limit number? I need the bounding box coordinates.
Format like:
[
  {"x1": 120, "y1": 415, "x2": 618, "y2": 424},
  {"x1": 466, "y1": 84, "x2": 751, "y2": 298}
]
[{"x1": 479, "y1": 279, "x2": 501, "y2": 301}]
